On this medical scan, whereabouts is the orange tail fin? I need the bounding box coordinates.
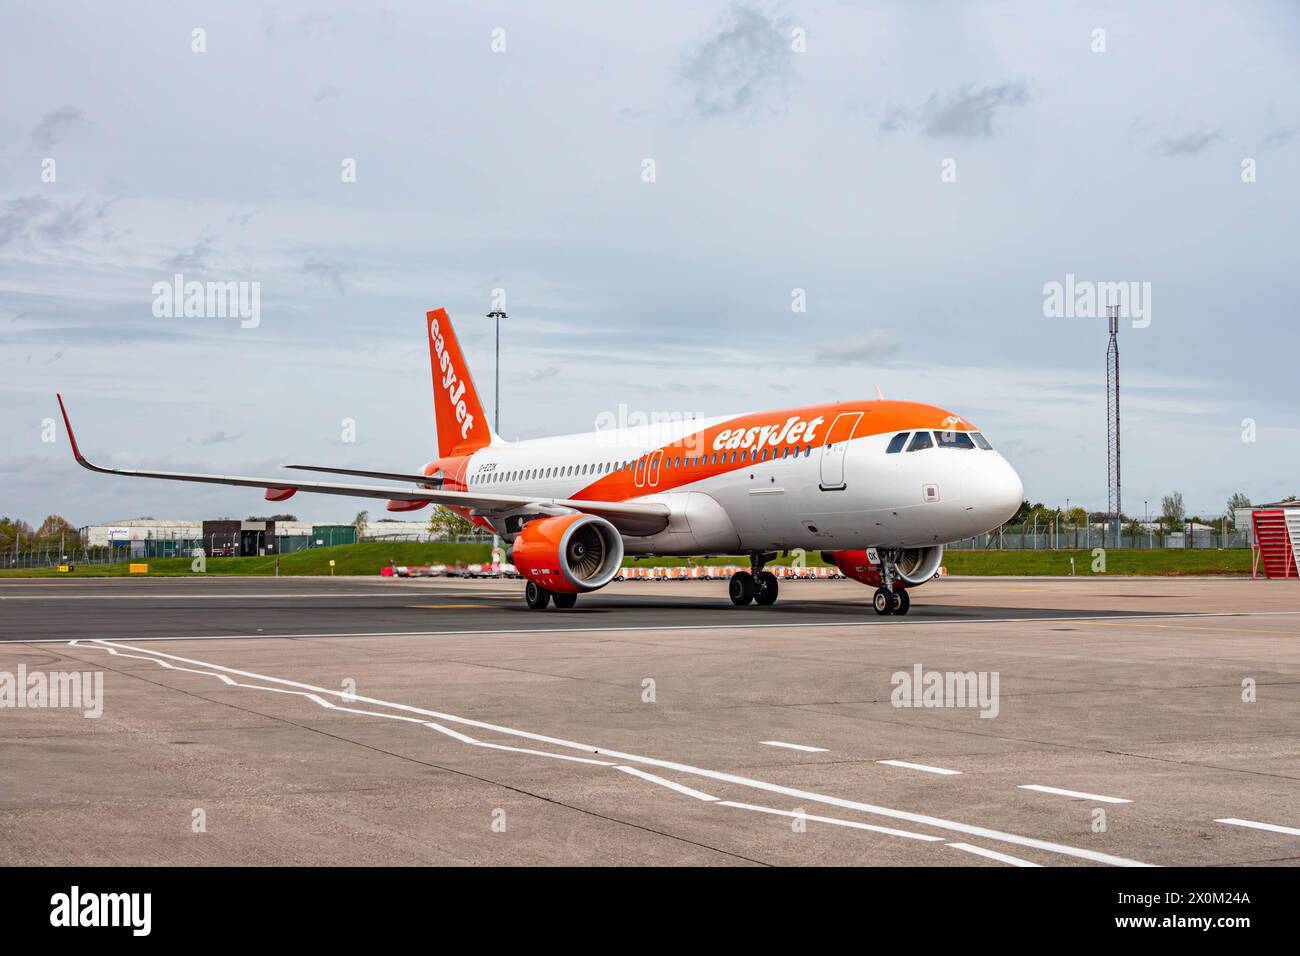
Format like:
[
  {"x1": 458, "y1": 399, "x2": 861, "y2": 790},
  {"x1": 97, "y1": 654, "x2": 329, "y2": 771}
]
[{"x1": 426, "y1": 308, "x2": 494, "y2": 458}]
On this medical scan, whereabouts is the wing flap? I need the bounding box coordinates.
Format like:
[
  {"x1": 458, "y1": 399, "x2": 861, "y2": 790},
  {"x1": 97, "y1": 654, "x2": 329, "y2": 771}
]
[{"x1": 283, "y1": 464, "x2": 444, "y2": 486}]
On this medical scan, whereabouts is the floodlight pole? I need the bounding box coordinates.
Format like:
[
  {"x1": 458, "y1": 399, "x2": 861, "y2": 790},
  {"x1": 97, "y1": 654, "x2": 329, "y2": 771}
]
[
  {"x1": 1105, "y1": 305, "x2": 1121, "y2": 547},
  {"x1": 485, "y1": 308, "x2": 509, "y2": 567},
  {"x1": 486, "y1": 309, "x2": 508, "y2": 433}
]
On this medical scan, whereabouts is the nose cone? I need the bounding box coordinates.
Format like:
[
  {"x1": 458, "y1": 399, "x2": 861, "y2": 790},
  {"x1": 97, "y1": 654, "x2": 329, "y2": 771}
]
[
  {"x1": 963, "y1": 455, "x2": 1024, "y2": 527},
  {"x1": 994, "y1": 457, "x2": 1025, "y2": 524}
]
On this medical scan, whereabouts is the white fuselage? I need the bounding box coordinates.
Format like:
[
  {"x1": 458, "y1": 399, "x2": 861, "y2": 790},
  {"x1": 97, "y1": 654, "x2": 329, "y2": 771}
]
[{"x1": 448, "y1": 409, "x2": 1023, "y2": 556}]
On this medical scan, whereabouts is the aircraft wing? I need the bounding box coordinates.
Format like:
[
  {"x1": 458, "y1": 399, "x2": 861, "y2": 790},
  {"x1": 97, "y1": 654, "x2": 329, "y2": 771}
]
[{"x1": 57, "y1": 395, "x2": 670, "y2": 537}]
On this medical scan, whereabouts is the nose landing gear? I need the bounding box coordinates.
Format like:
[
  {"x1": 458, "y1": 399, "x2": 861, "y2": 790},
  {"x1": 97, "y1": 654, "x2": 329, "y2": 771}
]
[{"x1": 872, "y1": 549, "x2": 912, "y2": 616}]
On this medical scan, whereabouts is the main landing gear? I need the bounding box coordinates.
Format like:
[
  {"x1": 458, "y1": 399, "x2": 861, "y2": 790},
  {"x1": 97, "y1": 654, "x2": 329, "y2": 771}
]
[
  {"x1": 872, "y1": 586, "x2": 910, "y2": 616},
  {"x1": 872, "y1": 549, "x2": 911, "y2": 616},
  {"x1": 730, "y1": 552, "x2": 779, "y2": 607},
  {"x1": 525, "y1": 580, "x2": 578, "y2": 610}
]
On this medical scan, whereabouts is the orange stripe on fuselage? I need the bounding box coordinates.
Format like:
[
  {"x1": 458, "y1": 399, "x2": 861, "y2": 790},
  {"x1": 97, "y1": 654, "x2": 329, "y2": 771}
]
[{"x1": 570, "y1": 400, "x2": 972, "y2": 503}]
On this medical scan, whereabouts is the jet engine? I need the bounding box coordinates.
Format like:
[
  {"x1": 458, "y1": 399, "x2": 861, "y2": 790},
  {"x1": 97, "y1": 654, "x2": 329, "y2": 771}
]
[
  {"x1": 822, "y1": 545, "x2": 944, "y2": 589},
  {"x1": 510, "y1": 513, "x2": 624, "y2": 594}
]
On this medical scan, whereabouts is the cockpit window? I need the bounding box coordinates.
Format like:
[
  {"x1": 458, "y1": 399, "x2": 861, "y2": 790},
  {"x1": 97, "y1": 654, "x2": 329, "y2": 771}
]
[
  {"x1": 936, "y1": 431, "x2": 976, "y2": 450},
  {"x1": 906, "y1": 431, "x2": 933, "y2": 452},
  {"x1": 885, "y1": 432, "x2": 909, "y2": 454},
  {"x1": 971, "y1": 432, "x2": 993, "y2": 450}
]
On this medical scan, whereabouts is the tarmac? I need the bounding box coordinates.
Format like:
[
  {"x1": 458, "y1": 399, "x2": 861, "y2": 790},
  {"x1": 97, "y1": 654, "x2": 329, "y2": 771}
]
[{"x1": 1, "y1": 575, "x2": 1297, "y2": 866}]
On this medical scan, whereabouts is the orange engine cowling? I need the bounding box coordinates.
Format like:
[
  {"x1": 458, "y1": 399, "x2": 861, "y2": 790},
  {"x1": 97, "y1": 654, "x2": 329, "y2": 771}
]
[
  {"x1": 823, "y1": 546, "x2": 944, "y2": 589},
  {"x1": 511, "y1": 514, "x2": 624, "y2": 594}
]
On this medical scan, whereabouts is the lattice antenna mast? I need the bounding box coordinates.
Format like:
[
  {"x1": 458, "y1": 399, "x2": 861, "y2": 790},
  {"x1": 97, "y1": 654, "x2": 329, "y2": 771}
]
[{"x1": 1105, "y1": 305, "x2": 1121, "y2": 542}]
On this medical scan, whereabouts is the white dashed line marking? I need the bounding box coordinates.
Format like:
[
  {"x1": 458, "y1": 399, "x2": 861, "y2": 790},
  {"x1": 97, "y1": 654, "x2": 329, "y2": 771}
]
[
  {"x1": 616, "y1": 766, "x2": 718, "y2": 801},
  {"x1": 1019, "y1": 784, "x2": 1131, "y2": 804},
  {"x1": 717, "y1": 802, "x2": 945, "y2": 842},
  {"x1": 760, "y1": 740, "x2": 829, "y2": 753},
  {"x1": 1214, "y1": 818, "x2": 1300, "y2": 837},
  {"x1": 878, "y1": 759, "x2": 962, "y2": 776},
  {"x1": 946, "y1": 842, "x2": 1041, "y2": 867}
]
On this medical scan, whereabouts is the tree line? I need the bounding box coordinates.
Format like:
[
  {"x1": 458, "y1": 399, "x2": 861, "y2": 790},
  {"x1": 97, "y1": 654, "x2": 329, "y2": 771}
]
[
  {"x1": 0, "y1": 515, "x2": 79, "y2": 552},
  {"x1": 1008, "y1": 492, "x2": 1257, "y2": 529}
]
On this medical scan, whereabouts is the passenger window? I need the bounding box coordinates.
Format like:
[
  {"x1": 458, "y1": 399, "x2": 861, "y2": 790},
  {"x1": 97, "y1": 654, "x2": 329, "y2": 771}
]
[
  {"x1": 886, "y1": 432, "x2": 909, "y2": 454},
  {"x1": 936, "y1": 431, "x2": 975, "y2": 450},
  {"x1": 907, "y1": 431, "x2": 933, "y2": 452},
  {"x1": 972, "y1": 432, "x2": 993, "y2": 450}
]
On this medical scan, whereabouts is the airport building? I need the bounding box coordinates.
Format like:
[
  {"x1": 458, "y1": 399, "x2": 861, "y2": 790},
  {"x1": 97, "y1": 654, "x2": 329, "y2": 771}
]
[
  {"x1": 363, "y1": 519, "x2": 436, "y2": 540},
  {"x1": 79, "y1": 518, "x2": 357, "y2": 557}
]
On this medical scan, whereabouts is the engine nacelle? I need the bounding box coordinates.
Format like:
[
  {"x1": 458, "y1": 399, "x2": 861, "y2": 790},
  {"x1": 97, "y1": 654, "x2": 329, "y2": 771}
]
[
  {"x1": 510, "y1": 514, "x2": 624, "y2": 594},
  {"x1": 822, "y1": 546, "x2": 944, "y2": 589}
]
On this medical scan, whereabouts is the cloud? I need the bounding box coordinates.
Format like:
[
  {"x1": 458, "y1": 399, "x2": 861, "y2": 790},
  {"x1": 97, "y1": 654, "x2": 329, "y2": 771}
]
[
  {"x1": 520, "y1": 366, "x2": 560, "y2": 383},
  {"x1": 313, "y1": 85, "x2": 340, "y2": 106},
  {"x1": 197, "y1": 430, "x2": 243, "y2": 445},
  {"x1": 165, "y1": 237, "x2": 215, "y2": 271},
  {"x1": 30, "y1": 106, "x2": 85, "y2": 150},
  {"x1": 680, "y1": 4, "x2": 794, "y2": 118},
  {"x1": 0, "y1": 195, "x2": 113, "y2": 249},
  {"x1": 880, "y1": 81, "x2": 1032, "y2": 140},
  {"x1": 813, "y1": 330, "x2": 901, "y2": 365},
  {"x1": 226, "y1": 207, "x2": 266, "y2": 228},
  {"x1": 1259, "y1": 124, "x2": 1300, "y2": 150},
  {"x1": 1155, "y1": 128, "x2": 1222, "y2": 156},
  {"x1": 302, "y1": 257, "x2": 347, "y2": 295}
]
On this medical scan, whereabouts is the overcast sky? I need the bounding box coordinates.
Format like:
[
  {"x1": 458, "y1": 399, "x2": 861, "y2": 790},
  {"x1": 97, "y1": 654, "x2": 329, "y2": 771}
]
[{"x1": 2, "y1": 0, "x2": 1297, "y2": 525}]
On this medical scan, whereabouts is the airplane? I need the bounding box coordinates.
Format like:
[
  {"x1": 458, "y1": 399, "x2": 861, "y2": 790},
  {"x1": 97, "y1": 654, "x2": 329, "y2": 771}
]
[{"x1": 57, "y1": 307, "x2": 1023, "y2": 614}]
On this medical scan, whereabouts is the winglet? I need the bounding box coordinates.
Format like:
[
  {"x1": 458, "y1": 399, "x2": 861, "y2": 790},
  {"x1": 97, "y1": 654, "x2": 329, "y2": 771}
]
[
  {"x1": 874, "y1": 385, "x2": 885, "y2": 400},
  {"x1": 56, "y1": 393, "x2": 86, "y2": 463}
]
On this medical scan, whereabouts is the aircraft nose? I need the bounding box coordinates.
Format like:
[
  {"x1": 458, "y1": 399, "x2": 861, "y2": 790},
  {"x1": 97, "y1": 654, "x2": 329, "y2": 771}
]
[
  {"x1": 963, "y1": 456, "x2": 1023, "y2": 524},
  {"x1": 995, "y1": 457, "x2": 1024, "y2": 522}
]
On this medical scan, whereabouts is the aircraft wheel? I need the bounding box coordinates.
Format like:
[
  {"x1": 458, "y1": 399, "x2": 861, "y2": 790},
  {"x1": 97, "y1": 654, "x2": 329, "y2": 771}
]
[
  {"x1": 729, "y1": 571, "x2": 756, "y2": 606},
  {"x1": 890, "y1": 588, "x2": 910, "y2": 615},
  {"x1": 525, "y1": 580, "x2": 551, "y2": 609},
  {"x1": 553, "y1": 591, "x2": 578, "y2": 609},
  {"x1": 872, "y1": 587, "x2": 893, "y2": 616},
  {"x1": 754, "y1": 571, "x2": 779, "y2": 606}
]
